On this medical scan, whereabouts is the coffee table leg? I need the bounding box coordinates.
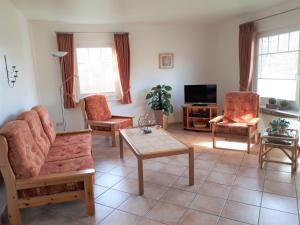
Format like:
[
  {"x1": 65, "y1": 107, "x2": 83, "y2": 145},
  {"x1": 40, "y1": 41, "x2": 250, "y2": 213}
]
[
  {"x1": 189, "y1": 149, "x2": 194, "y2": 186},
  {"x1": 120, "y1": 134, "x2": 124, "y2": 159},
  {"x1": 138, "y1": 158, "x2": 144, "y2": 195}
]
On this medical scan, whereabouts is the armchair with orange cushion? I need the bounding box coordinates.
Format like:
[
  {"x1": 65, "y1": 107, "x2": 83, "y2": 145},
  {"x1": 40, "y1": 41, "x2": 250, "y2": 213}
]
[
  {"x1": 80, "y1": 95, "x2": 134, "y2": 147},
  {"x1": 209, "y1": 92, "x2": 260, "y2": 153}
]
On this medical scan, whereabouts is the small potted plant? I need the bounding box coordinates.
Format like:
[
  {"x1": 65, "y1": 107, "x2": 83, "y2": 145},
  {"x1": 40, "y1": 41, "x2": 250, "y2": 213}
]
[
  {"x1": 267, "y1": 118, "x2": 290, "y2": 136},
  {"x1": 146, "y1": 84, "x2": 174, "y2": 129},
  {"x1": 279, "y1": 100, "x2": 289, "y2": 110},
  {"x1": 266, "y1": 98, "x2": 278, "y2": 109}
]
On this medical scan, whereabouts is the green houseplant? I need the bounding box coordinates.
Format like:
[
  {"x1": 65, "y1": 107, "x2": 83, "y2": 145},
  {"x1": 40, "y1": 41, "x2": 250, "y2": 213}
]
[
  {"x1": 266, "y1": 97, "x2": 278, "y2": 109},
  {"x1": 267, "y1": 118, "x2": 290, "y2": 136},
  {"x1": 279, "y1": 100, "x2": 289, "y2": 110},
  {"x1": 146, "y1": 84, "x2": 174, "y2": 128}
]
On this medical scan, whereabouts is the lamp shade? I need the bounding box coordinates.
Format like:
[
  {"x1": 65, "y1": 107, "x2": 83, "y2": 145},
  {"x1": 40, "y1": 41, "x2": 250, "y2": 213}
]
[{"x1": 51, "y1": 51, "x2": 68, "y2": 58}]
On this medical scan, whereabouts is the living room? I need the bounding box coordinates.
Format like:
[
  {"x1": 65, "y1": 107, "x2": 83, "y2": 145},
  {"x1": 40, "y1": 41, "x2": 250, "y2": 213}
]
[{"x1": 1, "y1": 0, "x2": 300, "y2": 225}]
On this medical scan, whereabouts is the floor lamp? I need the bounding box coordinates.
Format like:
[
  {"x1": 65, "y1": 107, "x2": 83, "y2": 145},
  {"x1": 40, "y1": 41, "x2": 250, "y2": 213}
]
[{"x1": 51, "y1": 51, "x2": 69, "y2": 131}]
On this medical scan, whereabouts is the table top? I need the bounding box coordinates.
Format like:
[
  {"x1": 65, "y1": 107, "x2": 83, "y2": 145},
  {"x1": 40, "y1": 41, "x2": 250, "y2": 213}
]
[
  {"x1": 261, "y1": 129, "x2": 299, "y2": 146},
  {"x1": 120, "y1": 127, "x2": 190, "y2": 156}
]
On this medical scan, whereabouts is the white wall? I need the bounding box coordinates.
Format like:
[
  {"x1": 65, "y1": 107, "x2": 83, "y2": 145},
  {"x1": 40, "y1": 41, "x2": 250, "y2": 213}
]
[
  {"x1": 29, "y1": 21, "x2": 213, "y2": 130},
  {"x1": 210, "y1": 1, "x2": 300, "y2": 111},
  {"x1": 0, "y1": 0, "x2": 39, "y2": 217}
]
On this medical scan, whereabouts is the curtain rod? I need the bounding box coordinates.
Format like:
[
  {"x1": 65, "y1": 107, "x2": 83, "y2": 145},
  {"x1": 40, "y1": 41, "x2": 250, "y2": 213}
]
[
  {"x1": 250, "y1": 6, "x2": 300, "y2": 23},
  {"x1": 55, "y1": 31, "x2": 128, "y2": 34}
]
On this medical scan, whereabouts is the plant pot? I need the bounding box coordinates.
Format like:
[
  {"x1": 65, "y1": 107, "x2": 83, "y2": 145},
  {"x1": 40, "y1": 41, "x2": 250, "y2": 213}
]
[
  {"x1": 266, "y1": 104, "x2": 278, "y2": 109},
  {"x1": 154, "y1": 110, "x2": 168, "y2": 129}
]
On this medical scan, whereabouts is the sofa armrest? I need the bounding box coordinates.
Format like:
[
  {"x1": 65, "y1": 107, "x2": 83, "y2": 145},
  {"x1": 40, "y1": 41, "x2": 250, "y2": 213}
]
[
  {"x1": 16, "y1": 169, "x2": 95, "y2": 190},
  {"x1": 56, "y1": 129, "x2": 92, "y2": 136},
  {"x1": 112, "y1": 115, "x2": 135, "y2": 119},
  {"x1": 209, "y1": 115, "x2": 224, "y2": 124},
  {"x1": 87, "y1": 120, "x2": 116, "y2": 127},
  {"x1": 247, "y1": 117, "x2": 260, "y2": 126}
]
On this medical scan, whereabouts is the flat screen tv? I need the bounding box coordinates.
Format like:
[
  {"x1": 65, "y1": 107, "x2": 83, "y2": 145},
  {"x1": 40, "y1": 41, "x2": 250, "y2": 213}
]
[{"x1": 184, "y1": 84, "x2": 217, "y2": 104}]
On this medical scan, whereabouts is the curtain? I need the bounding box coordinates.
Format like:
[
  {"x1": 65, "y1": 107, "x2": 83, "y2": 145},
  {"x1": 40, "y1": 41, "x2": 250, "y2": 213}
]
[
  {"x1": 239, "y1": 22, "x2": 255, "y2": 91},
  {"x1": 56, "y1": 33, "x2": 76, "y2": 108},
  {"x1": 114, "y1": 33, "x2": 132, "y2": 104}
]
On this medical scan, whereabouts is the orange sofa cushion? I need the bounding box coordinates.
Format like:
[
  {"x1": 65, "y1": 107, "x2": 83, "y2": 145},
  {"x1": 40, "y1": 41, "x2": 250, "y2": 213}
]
[
  {"x1": 52, "y1": 132, "x2": 91, "y2": 147},
  {"x1": 224, "y1": 92, "x2": 259, "y2": 123},
  {"x1": 0, "y1": 121, "x2": 45, "y2": 179},
  {"x1": 17, "y1": 110, "x2": 51, "y2": 157},
  {"x1": 84, "y1": 95, "x2": 112, "y2": 121},
  {"x1": 32, "y1": 106, "x2": 56, "y2": 144}
]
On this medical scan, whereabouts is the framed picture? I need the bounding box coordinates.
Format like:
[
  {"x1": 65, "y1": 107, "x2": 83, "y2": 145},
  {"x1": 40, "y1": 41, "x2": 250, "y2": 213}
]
[{"x1": 159, "y1": 53, "x2": 174, "y2": 69}]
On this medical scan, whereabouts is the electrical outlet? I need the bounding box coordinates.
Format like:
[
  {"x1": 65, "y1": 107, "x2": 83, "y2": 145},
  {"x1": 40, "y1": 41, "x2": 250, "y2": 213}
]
[{"x1": 56, "y1": 122, "x2": 64, "y2": 127}]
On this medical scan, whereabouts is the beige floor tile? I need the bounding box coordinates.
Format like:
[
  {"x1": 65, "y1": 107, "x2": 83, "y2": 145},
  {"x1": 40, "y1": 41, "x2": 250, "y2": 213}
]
[
  {"x1": 213, "y1": 163, "x2": 239, "y2": 174},
  {"x1": 194, "y1": 159, "x2": 216, "y2": 170},
  {"x1": 261, "y1": 193, "x2": 298, "y2": 214},
  {"x1": 95, "y1": 189, "x2": 131, "y2": 208},
  {"x1": 146, "y1": 202, "x2": 186, "y2": 225},
  {"x1": 237, "y1": 167, "x2": 265, "y2": 180},
  {"x1": 143, "y1": 182, "x2": 169, "y2": 200},
  {"x1": 94, "y1": 185, "x2": 108, "y2": 199},
  {"x1": 108, "y1": 165, "x2": 136, "y2": 177},
  {"x1": 265, "y1": 171, "x2": 294, "y2": 184},
  {"x1": 118, "y1": 196, "x2": 157, "y2": 216},
  {"x1": 217, "y1": 217, "x2": 250, "y2": 225},
  {"x1": 207, "y1": 171, "x2": 236, "y2": 185},
  {"x1": 99, "y1": 210, "x2": 141, "y2": 225},
  {"x1": 234, "y1": 176, "x2": 264, "y2": 191},
  {"x1": 158, "y1": 164, "x2": 187, "y2": 176},
  {"x1": 228, "y1": 187, "x2": 262, "y2": 206},
  {"x1": 112, "y1": 178, "x2": 140, "y2": 194},
  {"x1": 259, "y1": 208, "x2": 299, "y2": 225},
  {"x1": 264, "y1": 180, "x2": 296, "y2": 197},
  {"x1": 95, "y1": 173, "x2": 124, "y2": 188},
  {"x1": 94, "y1": 161, "x2": 119, "y2": 173},
  {"x1": 144, "y1": 171, "x2": 179, "y2": 187},
  {"x1": 161, "y1": 188, "x2": 196, "y2": 207},
  {"x1": 138, "y1": 218, "x2": 167, "y2": 225},
  {"x1": 172, "y1": 176, "x2": 202, "y2": 192},
  {"x1": 189, "y1": 194, "x2": 226, "y2": 216},
  {"x1": 78, "y1": 203, "x2": 113, "y2": 225},
  {"x1": 178, "y1": 209, "x2": 219, "y2": 225},
  {"x1": 22, "y1": 212, "x2": 67, "y2": 225},
  {"x1": 198, "y1": 181, "x2": 231, "y2": 199},
  {"x1": 221, "y1": 201, "x2": 260, "y2": 225}
]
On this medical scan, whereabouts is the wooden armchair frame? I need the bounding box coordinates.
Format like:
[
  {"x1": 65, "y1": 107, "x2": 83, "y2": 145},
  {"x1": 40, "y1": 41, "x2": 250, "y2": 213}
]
[
  {"x1": 79, "y1": 100, "x2": 134, "y2": 147},
  {"x1": 0, "y1": 132, "x2": 95, "y2": 225}
]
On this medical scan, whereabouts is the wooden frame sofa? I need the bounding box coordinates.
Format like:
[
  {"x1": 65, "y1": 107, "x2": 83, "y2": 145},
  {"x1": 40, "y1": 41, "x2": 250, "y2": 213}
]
[{"x1": 0, "y1": 106, "x2": 95, "y2": 225}]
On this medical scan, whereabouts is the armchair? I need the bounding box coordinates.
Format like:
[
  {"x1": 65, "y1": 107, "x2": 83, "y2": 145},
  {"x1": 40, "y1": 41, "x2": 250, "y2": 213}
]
[
  {"x1": 210, "y1": 92, "x2": 260, "y2": 153},
  {"x1": 80, "y1": 95, "x2": 134, "y2": 147}
]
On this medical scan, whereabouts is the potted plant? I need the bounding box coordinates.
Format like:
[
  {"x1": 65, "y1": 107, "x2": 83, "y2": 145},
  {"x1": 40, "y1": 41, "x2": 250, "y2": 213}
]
[
  {"x1": 279, "y1": 100, "x2": 289, "y2": 110},
  {"x1": 266, "y1": 98, "x2": 278, "y2": 109},
  {"x1": 146, "y1": 84, "x2": 174, "y2": 129},
  {"x1": 267, "y1": 118, "x2": 290, "y2": 136}
]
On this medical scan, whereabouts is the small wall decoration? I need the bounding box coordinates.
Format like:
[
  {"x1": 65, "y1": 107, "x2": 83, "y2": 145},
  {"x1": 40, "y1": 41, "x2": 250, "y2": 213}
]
[
  {"x1": 4, "y1": 55, "x2": 19, "y2": 88},
  {"x1": 159, "y1": 53, "x2": 174, "y2": 69}
]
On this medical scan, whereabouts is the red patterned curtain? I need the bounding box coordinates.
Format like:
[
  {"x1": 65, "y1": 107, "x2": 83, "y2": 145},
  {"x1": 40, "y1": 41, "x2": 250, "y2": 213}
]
[
  {"x1": 239, "y1": 22, "x2": 255, "y2": 91},
  {"x1": 56, "y1": 33, "x2": 76, "y2": 108},
  {"x1": 114, "y1": 33, "x2": 132, "y2": 104}
]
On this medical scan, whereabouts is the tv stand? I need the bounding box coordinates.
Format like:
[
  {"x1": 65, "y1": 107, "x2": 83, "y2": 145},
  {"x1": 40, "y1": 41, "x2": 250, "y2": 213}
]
[
  {"x1": 192, "y1": 103, "x2": 208, "y2": 106},
  {"x1": 182, "y1": 104, "x2": 218, "y2": 131}
]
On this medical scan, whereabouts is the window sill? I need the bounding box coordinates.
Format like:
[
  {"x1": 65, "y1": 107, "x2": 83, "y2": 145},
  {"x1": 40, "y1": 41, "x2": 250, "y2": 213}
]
[{"x1": 260, "y1": 105, "x2": 300, "y2": 119}]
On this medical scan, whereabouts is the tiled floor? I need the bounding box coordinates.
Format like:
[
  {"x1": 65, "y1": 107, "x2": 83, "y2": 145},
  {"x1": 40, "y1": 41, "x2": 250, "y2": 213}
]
[{"x1": 19, "y1": 124, "x2": 300, "y2": 225}]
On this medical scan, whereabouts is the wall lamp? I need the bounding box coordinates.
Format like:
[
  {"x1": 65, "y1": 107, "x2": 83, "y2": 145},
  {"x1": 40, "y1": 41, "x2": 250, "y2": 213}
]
[{"x1": 4, "y1": 55, "x2": 19, "y2": 88}]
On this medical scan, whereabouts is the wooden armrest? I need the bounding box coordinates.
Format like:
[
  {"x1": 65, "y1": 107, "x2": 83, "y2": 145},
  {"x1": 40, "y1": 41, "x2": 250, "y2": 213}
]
[
  {"x1": 112, "y1": 115, "x2": 135, "y2": 119},
  {"x1": 56, "y1": 129, "x2": 92, "y2": 136},
  {"x1": 247, "y1": 117, "x2": 260, "y2": 126},
  {"x1": 209, "y1": 115, "x2": 224, "y2": 124},
  {"x1": 87, "y1": 120, "x2": 116, "y2": 127},
  {"x1": 16, "y1": 169, "x2": 95, "y2": 190}
]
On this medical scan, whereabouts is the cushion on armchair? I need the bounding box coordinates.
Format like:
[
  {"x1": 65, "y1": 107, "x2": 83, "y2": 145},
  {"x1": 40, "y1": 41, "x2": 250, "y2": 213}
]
[
  {"x1": 215, "y1": 121, "x2": 255, "y2": 136},
  {"x1": 32, "y1": 106, "x2": 56, "y2": 144},
  {"x1": 224, "y1": 92, "x2": 259, "y2": 123},
  {"x1": 17, "y1": 110, "x2": 51, "y2": 157},
  {"x1": 84, "y1": 95, "x2": 112, "y2": 121},
  {"x1": 0, "y1": 121, "x2": 45, "y2": 179},
  {"x1": 91, "y1": 117, "x2": 133, "y2": 131}
]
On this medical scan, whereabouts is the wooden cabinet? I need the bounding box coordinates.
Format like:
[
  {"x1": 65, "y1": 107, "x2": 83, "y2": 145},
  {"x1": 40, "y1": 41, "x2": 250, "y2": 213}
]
[{"x1": 182, "y1": 104, "x2": 218, "y2": 131}]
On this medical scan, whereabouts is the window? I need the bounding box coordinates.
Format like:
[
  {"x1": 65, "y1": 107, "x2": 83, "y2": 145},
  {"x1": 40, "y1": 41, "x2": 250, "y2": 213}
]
[
  {"x1": 76, "y1": 46, "x2": 120, "y2": 98},
  {"x1": 256, "y1": 30, "x2": 300, "y2": 101}
]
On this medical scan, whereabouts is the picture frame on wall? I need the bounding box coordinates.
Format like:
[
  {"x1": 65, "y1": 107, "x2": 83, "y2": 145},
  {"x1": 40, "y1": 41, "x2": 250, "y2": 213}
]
[{"x1": 159, "y1": 53, "x2": 174, "y2": 69}]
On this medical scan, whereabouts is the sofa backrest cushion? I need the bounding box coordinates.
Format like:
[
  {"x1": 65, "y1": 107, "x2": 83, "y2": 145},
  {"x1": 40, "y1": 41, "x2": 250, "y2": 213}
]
[
  {"x1": 17, "y1": 110, "x2": 51, "y2": 157},
  {"x1": 32, "y1": 106, "x2": 56, "y2": 144},
  {"x1": 84, "y1": 95, "x2": 112, "y2": 121},
  {"x1": 224, "y1": 92, "x2": 259, "y2": 123},
  {"x1": 0, "y1": 121, "x2": 45, "y2": 178}
]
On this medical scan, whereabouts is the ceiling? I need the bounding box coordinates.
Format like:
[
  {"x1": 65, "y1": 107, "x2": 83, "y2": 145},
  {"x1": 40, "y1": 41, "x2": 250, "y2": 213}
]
[{"x1": 11, "y1": 0, "x2": 294, "y2": 24}]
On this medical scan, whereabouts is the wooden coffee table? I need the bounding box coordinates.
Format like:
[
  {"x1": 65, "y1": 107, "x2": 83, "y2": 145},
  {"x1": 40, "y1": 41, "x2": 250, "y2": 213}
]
[{"x1": 119, "y1": 127, "x2": 194, "y2": 195}]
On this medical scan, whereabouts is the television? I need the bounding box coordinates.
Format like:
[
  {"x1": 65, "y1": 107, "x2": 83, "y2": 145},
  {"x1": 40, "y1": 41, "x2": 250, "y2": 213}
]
[{"x1": 184, "y1": 84, "x2": 217, "y2": 104}]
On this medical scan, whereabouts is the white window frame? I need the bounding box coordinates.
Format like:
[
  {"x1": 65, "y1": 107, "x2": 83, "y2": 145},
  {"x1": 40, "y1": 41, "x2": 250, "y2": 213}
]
[
  {"x1": 253, "y1": 25, "x2": 300, "y2": 108},
  {"x1": 74, "y1": 34, "x2": 121, "y2": 101}
]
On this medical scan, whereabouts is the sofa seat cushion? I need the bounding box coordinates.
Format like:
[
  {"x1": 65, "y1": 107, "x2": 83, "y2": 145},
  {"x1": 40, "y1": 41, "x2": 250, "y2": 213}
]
[
  {"x1": 18, "y1": 156, "x2": 94, "y2": 198},
  {"x1": 52, "y1": 132, "x2": 91, "y2": 147},
  {"x1": 46, "y1": 143, "x2": 92, "y2": 162},
  {"x1": 32, "y1": 106, "x2": 56, "y2": 144},
  {"x1": 91, "y1": 117, "x2": 133, "y2": 131},
  {"x1": 0, "y1": 121, "x2": 45, "y2": 178},
  {"x1": 17, "y1": 110, "x2": 51, "y2": 157},
  {"x1": 84, "y1": 95, "x2": 112, "y2": 121},
  {"x1": 215, "y1": 121, "x2": 255, "y2": 136}
]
